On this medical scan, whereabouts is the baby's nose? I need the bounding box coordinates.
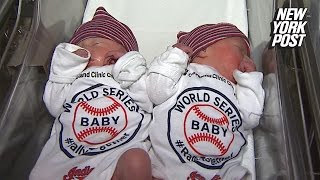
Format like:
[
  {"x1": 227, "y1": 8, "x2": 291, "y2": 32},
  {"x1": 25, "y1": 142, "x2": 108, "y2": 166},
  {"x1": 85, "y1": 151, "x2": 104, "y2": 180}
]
[{"x1": 90, "y1": 50, "x2": 108, "y2": 62}]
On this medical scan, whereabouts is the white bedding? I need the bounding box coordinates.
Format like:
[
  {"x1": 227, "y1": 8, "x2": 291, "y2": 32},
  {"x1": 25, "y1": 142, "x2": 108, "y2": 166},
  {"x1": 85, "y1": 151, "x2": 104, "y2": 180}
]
[
  {"x1": 82, "y1": 1, "x2": 255, "y2": 179},
  {"x1": 83, "y1": 0, "x2": 248, "y2": 63}
]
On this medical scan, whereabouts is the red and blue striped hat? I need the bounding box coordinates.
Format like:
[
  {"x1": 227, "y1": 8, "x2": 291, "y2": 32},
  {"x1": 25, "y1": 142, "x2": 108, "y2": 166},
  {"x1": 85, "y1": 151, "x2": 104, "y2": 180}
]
[
  {"x1": 70, "y1": 7, "x2": 138, "y2": 52},
  {"x1": 177, "y1": 23, "x2": 250, "y2": 60}
]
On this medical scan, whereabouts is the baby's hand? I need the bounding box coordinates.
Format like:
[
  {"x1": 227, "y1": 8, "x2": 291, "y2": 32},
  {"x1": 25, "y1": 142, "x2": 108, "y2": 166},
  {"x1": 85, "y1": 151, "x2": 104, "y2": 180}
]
[
  {"x1": 72, "y1": 49, "x2": 89, "y2": 58},
  {"x1": 172, "y1": 43, "x2": 193, "y2": 56},
  {"x1": 238, "y1": 56, "x2": 256, "y2": 72}
]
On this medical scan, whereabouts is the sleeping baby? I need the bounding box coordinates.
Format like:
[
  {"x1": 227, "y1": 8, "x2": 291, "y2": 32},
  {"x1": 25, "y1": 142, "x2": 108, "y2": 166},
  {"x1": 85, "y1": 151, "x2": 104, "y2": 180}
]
[
  {"x1": 30, "y1": 7, "x2": 153, "y2": 180},
  {"x1": 146, "y1": 23, "x2": 265, "y2": 180}
]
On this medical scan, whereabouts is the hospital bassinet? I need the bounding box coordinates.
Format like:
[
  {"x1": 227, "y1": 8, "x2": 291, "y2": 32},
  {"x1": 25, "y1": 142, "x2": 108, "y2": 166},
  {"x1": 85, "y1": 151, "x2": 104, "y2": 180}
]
[{"x1": 0, "y1": 0, "x2": 319, "y2": 179}]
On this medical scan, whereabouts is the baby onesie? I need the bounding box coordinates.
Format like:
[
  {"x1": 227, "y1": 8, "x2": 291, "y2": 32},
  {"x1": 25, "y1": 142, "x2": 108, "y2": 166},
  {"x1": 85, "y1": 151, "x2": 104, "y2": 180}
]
[
  {"x1": 147, "y1": 47, "x2": 264, "y2": 180},
  {"x1": 30, "y1": 43, "x2": 152, "y2": 180}
]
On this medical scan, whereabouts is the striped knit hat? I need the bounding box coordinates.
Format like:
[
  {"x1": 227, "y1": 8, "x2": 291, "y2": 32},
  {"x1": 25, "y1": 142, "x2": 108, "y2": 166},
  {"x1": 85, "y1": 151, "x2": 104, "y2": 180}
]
[
  {"x1": 70, "y1": 7, "x2": 138, "y2": 52},
  {"x1": 177, "y1": 23, "x2": 250, "y2": 60}
]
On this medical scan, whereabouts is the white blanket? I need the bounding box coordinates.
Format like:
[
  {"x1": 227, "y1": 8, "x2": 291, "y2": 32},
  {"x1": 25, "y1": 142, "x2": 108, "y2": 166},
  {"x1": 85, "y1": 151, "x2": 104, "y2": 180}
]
[{"x1": 82, "y1": 1, "x2": 255, "y2": 179}]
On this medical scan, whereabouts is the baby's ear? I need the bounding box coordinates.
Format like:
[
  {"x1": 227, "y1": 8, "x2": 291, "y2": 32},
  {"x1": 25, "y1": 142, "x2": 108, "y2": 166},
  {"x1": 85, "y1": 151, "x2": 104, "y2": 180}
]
[{"x1": 196, "y1": 50, "x2": 207, "y2": 58}]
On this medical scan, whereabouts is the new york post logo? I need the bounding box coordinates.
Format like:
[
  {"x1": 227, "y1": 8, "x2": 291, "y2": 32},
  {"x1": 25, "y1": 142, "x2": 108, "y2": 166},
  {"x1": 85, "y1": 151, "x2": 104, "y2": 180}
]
[{"x1": 271, "y1": 8, "x2": 307, "y2": 47}]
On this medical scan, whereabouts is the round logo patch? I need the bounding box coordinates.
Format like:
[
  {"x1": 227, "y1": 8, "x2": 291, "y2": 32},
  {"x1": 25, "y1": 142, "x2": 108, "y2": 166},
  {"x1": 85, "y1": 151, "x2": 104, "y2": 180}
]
[
  {"x1": 72, "y1": 96, "x2": 127, "y2": 145},
  {"x1": 59, "y1": 84, "x2": 144, "y2": 158},
  {"x1": 168, "y1": 87, "x2": 246, "y2": 169}
]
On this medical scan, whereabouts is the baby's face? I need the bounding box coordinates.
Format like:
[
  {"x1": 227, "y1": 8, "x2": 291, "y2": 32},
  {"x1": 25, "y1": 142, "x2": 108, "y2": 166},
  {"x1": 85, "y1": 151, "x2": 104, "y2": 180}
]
[
  {"x1": 192, "y1": 37, "x2": 252, "y2": 83},
  {"x1": 78, "y1": 37, "x2": 127, "y2": 68}
]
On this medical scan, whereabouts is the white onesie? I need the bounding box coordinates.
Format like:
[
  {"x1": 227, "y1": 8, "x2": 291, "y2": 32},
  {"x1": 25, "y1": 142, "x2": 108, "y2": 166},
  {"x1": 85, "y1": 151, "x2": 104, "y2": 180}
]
[
  {"x1": 30, "y1": 43, "x2": 152, "y2": 180},
  {"x1": 146, "y1": 47, "x2": 265, "y2": 180}
]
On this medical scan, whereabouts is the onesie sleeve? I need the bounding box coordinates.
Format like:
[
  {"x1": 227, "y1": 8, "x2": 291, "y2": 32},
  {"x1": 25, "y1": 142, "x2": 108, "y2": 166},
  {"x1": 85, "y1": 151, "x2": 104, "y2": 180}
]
[
  {"x1": 233, "y1": 70, "x2": 265, "y2": 130},
  {"x1": 43, "y1": 43, "x2": 90, "y2": 117},
  {"x1": 146, "y1": 47, "x2": 189, "y2": 105},
  {"x1": 112, "y1": 51, "x2": 153, "y2": 113}
]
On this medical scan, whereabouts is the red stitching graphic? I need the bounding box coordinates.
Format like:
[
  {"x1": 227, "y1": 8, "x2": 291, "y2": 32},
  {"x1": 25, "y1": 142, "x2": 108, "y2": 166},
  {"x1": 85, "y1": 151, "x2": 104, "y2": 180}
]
[
  {"x1": 193, "y1": 106, "x2": 228, "y2": 126},
  {"x1": 187, "y1": 171, "x2": 205, "y2": 180},
  {"x1": 79, "y1": 101, "x2": 120, "y2": 116},
  {"x1": 77, "y1": 126, "x2": 118, "y2": 141},
  {"x1": 188, "y1": 132, "x2": 227, "y2": 154},
  {"x1": 71, "y1": 96, "x2": 129, "y2": 145}
]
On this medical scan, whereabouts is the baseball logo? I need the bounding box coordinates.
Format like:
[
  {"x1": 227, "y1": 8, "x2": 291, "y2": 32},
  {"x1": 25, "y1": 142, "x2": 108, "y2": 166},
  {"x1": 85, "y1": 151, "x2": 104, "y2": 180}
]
[
  {"x1": 72, "y1": 96, "x2": 127, "y2": 145},
  {"x1": 168, "y1": 88, "x2": 245, "y2": 168},
  {"x1": 184, "y1": 104, "x2": 233, "y2": 156}
]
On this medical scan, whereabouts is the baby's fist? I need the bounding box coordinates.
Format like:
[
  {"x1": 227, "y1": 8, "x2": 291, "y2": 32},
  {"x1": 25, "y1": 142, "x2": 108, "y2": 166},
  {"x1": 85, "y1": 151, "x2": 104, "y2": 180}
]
[
  {"x1": 173, "y1": 43, "x2": 193, "y2": 56},
  {"x1": 238, "y1": 56, "x2": 256, "y2": 72},
  {"x1": 72, "y1": 49, "x2": 88, "y2": 58}
]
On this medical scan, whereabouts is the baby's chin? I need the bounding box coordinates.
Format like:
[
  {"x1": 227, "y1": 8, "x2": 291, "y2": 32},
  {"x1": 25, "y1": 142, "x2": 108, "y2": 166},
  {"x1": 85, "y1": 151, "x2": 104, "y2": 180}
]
[
  {"x1": 87, "y1": 61, "x2": 103, "y2": 68},
  {"x1": 222, "y1": 73, "x2": 236, "y2": 84},
  {"x1": 217, "y1": 69, "x2": 237, "y2": 84},
  {"x1": 229, "y1": 78, "x2": 236, "y2": 84}
]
